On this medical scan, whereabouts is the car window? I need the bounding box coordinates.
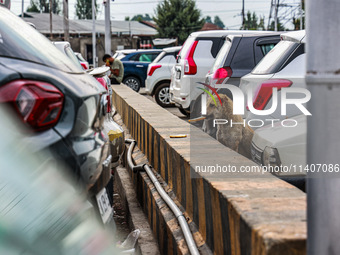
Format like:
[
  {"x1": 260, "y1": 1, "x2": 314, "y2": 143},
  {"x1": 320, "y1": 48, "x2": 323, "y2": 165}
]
[
  {"x1": 136, "y1": 53, "x2": 159, "y2": 62},
  {"x1": 261, "y1": 44, "x2": 276, "y2": 55},
  {"x1": 0, "y1": 9, "x2": 83, "y2": 74},
  {"x1": 211, "y1": 39, "x2": 232, "y2": 73},
  {"x1": 252, "y1": 40, "x2": 299, "y2": 75}
]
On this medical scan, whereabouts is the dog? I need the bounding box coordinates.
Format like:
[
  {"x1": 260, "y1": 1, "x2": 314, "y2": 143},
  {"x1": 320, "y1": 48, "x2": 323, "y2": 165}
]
[{"x1": 203, "y1": 94, "x2": 253, "y2": 159}]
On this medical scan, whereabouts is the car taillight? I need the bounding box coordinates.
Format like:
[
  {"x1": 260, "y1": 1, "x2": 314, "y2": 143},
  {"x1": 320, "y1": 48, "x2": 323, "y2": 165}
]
[
  {"x1": 0, "y1": 80, "x2": 64, "y2": 131},
  {"x1": 252, "y1": 79, "x2": 292, "y2": 110},
  {"x1": 184, "y1": 40, "x2": 198, "y2": 75},
  {"x1": 96, "y1": 77, "x2": 108, "y2": 90},
  {"x1": 148, "y1": 65, "x2": 162, "y2": 76},
  {"x1": 81, "y1": 62, "x2": 88, "y2": 70},
  {"x1": 213, "y1": 67, "x2": 232, "y2": 84}
]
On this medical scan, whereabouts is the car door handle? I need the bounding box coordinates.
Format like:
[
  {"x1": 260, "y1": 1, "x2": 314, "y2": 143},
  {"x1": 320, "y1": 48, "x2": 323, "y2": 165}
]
[{"x1": 136, "y1": 65, "x2": 144, "y2": 68}]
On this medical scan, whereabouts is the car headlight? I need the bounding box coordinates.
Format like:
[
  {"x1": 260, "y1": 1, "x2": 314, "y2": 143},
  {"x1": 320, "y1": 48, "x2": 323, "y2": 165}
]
[{"x1": 262, "y1": 146, "x2": 281, "y2": 167}]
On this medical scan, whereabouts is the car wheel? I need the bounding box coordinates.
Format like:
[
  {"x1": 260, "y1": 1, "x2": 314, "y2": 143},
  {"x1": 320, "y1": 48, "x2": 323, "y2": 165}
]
[
  {"x1": 178, "y1": 107, "x2": 189, "y2": 117},
  {"x1": 154, "y1": 83, "x2": 171, "y2": 107},
  {"x1": 123, "y1": 76, "x2": 141, "y2": 92}
]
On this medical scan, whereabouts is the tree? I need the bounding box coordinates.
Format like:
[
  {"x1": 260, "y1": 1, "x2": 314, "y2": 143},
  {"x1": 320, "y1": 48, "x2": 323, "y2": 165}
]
[
  {"x1": 268, "y1": 19, "x2": 286, "y2": 31},
  {"x1": 243, "y1": 11, "x2": 266, "y2": 30},
  {"x1": 213, "y1": 16, "x2": 225, "y2": 29},
  {"x1": 75, "y1": 0, "x2": 98, "y2": 19},
  {"x1": 205, "y1": 15, "x2": 212, "y2": 23},
  {"x1": 26, "y1": 0, "x2": 60, "y2": 14},
  {"x1": 131, "y1": 14, "x2": 152, "y2": 21},
  {"x1": 292, "y1": 0, "x2": 305, "y2": 30},
  {"x1": 154, "y1": 0, "x2": 205, "y2": 44}
]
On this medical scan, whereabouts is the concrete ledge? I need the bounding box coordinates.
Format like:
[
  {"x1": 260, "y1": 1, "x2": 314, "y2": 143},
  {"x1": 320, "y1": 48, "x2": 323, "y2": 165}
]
[{"x1": 112, "y1": 85, "x2": 306, "y2": 255}]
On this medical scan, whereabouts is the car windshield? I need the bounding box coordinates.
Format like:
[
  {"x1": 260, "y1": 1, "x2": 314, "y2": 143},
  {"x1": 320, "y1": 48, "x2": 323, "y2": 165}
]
[
  {"x1": 252, "y1": 40, "x2": 297, "y2": 75},
  {"x1": 0, "y1": 8, "x2": 83, "y2": 74},
  {"x1": 210, "y1": 39, "x2": 232, "y2": 73}
]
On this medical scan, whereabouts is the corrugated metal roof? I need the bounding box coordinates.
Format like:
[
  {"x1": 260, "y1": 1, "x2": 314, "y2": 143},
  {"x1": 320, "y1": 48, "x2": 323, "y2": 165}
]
[{"x1": 23, "y1": 12, "x2": 157, "y2": 35}]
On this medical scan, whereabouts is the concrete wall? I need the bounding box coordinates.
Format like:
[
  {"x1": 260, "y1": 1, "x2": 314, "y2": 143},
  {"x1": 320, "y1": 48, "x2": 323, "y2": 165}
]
[{"x1": 112, "y1": 85, "x2": 307, "y2": 255}]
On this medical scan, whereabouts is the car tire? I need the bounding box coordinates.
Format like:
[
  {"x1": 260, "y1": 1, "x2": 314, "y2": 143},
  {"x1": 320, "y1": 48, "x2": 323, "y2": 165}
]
[
  {"x1": 178, "y1": 107, "x2": 189, "y2": 117},
  {"x1": 123, "y1": 76, "x2": 141, "y2": 92},
  {"x1": 154, "y1": 83, "x2": 171, "y2": 107}
]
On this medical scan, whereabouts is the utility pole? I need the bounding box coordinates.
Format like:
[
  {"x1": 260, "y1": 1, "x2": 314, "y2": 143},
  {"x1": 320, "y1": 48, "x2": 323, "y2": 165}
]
[
  {"x1": 241, "y1": 0, "x2": 245, "y2": 29},
  {"x1": 307, "y1": 0, "x2": 340, "y2": 254},
  {"x1": 92, "y1": 0, "x2": 97, "y2": 67},
  {"x1": 50, "y1": 0, "x2": 53, "y2": 38},
  {"x1": 268, "y1": 0, "x2": 273, "y2": 30},
  {"x1": 104, "y1": 0, "x2": 111, "y2": 55},
  {"x1": 300, "y1": 0, "x2": 303, "y2": 30},
  {"x1": 21, "y1": 0, "x2": 24, "y2": 19},
  {"x1": 63, "y1": 0, "x2": 69, "y2": 41},
  {"x1": 274, "y1": 0, "x2": 278, "y2": 31}
]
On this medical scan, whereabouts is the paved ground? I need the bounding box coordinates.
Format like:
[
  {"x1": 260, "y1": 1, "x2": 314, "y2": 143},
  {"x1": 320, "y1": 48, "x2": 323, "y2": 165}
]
[{"x1": 139, "y1": 88, "x2": 188, "y2": 121}]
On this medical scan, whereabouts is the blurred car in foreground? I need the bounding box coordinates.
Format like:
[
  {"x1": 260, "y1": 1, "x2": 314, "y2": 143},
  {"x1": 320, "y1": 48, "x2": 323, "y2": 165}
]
[
  {"x1": 145, "y1": 46, "x2": 181, "y2": 107},
  {"x1": 0, "y1": 106, "x2": 119, "y2": 254},
  {"x1": 239, "y1": 30, "x2": 306, "y2": 127},
  {"x1": 113, "y1": 49, "x2": 162, "y2": 92},
  {"x1": 0, "y1": 7, "x2": 123, "y2": 223}
]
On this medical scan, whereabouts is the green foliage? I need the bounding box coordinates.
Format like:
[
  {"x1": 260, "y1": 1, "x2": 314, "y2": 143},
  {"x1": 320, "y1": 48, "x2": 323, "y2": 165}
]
[
  {"x1": 125, "y1": 16, "x2": 130, "y2": 21},
  {"x1": 213, "y1": 15, "x2": 225, "y2": 29},
  {"x1": 243, "y1": 11, "x2": 264, "y2": 30},
  {"x1": 75, "y1": 0, "x2": 98, "y2": 19},
  {"x1": 205, "y1": 15, "x2": 212, "y2": 23},
  {"x1": 154, "y1": 0, "x2": 205, "y2": 44},
  {"x1": 131, "y1": 14, "x2": 152, "y2": 21},
  {"x1": 26, "y1": 0, "x2": 60, "y2": 14},
  {"x1": 268, "y1": 19, "x2": 286, "y2": 31}
]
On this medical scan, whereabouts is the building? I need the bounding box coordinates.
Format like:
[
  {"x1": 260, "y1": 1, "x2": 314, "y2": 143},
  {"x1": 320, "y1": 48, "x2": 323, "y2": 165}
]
[{"x1": 23, "y1": 12, "x2": 157, "y2": 65}]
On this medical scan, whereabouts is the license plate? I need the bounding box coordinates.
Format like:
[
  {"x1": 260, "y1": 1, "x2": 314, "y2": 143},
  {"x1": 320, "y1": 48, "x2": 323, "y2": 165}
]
[{"x1": 96, "y1": 188, "x2": 113, "y2": 224}]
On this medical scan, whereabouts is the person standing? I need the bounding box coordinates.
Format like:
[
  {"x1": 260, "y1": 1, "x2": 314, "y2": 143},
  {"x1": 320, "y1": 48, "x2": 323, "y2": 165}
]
[{"x1": 102, "y1": 54, "x2": 124, "y2": 84}]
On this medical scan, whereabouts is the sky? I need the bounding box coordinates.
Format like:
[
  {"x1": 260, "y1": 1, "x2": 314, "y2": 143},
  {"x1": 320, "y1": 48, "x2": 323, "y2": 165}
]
[{"x1": 10, "y1": 0, "x2": 302, "y2": 30}]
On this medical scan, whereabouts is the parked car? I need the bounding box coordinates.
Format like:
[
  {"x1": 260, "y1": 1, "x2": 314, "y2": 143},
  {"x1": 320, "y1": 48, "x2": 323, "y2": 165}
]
[
  {"x1": 169, "y1": 30, "x2": 275, "y2": 116},
  {"x1": 251, "y1": 114, "x2": 306, "y2": 190},
  {"x1": 75, "y1": 52, "x2": 90, "y2": 70},
  {"x1": 145, "y1": 46, "x2": 181, "y2": 107},
  {"x1": 0, "y1": 7, "x2": 123, "y2": 223},
  {"x1": 54, "y1": 41, "x2": 114, "y2": 118},
  {"x1": 205, "y1": 32, "x2": 280, "y2": 97},
  {"x1": 239, "y1": 30, "x2": 306, "y2": 126},
  {"x1": 113, "y1": 49, "x2": 162, "y2": 92}
]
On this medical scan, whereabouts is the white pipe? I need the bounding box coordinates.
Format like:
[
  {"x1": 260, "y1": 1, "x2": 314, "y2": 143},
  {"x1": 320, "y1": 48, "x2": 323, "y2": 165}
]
[{"x1": 125, "y1": 140, "x2": 200, "y2": 255}]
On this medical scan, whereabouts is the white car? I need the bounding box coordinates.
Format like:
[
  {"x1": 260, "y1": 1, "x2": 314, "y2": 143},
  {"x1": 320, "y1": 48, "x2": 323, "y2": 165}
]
[
  {"x1": 251, "y1": 114, "x2": 306, "y2": 177},
  {"x1": 145, "y1": 46, "x2": 181, "y2": 107},
  {"x1": 239, "y1": 30, "x2": 306, "y2": 127},
  {"x1": 170, "y1": 30, "x2": 275, "y2": 116}
]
